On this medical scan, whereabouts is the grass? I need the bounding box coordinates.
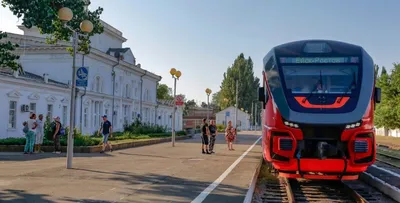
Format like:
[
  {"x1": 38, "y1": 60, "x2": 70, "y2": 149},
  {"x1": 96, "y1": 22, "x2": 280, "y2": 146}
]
[
  {"x1": 257, "y1": 161, "x2": 280, "y2": 185},
  {"x1": 376, "y1": 147, "x2": 400, "y2": 167},
  {"x1": 375, "y1": 135, "x2": 400, "y2": 150}
]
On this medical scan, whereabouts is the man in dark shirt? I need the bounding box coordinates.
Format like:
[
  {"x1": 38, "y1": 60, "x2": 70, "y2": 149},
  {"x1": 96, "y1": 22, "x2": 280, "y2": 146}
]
[
  {"x1": 98, "y1": 115, "x2": 113, "y2": 153},
  {"x1": 208, "y1": 120, "x2": 217, "y2": 153},
  {"x1": 201, "y1": 118, "x2": 211, "y2": 154}
]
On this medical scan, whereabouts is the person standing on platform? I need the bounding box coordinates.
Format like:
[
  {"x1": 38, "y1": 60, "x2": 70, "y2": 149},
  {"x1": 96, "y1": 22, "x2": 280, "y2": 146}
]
[
  {"x1": 98, "y1": 115, "x2": 113, "y2": 153},
  {"x1": 208, "y1": 120, "x2": 217, "y2": 153},
  {"x1": 201, "y1": 118, "x2": 211, "y2": 154},
  {"x1": 34, "y1": 114, "x2": 44, "y2": 153}
]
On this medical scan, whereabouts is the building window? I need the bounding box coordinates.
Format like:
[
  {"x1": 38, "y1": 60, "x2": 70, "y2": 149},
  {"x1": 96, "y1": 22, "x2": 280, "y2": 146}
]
[
  {"x1": 95, "y1": 76, "x2": 102, "y2": 93},
  {"x1": 124, "y1": 105, "x2": 129, "y2": 125},
  {"x1": 62, "y1": 106, "x2": 68, "y2": 125},
  {"x1": 105, "y1": 109, "x2": 109, "y2": 116},
  {"x1": 94, "y1": 101, "x2": 101, "y2": 128},
  {"x1": 8, "y1": 101, "x2": 17, "y2": 129},
  {"x1": 29, "y1": 103, "x2": 36, "y2": 114},
  {"x1": 84, "y1": 108, "x2": 88, "y2": 128},
  {"x1": 134, "y1": 81, "x2": 138, "y2": 98},
  {"x1": 125, "y1": 84, "x2": 130, "y2": 98},
  {"x1": 47, "y1": 104, "x2": 53, "y2": 120}
]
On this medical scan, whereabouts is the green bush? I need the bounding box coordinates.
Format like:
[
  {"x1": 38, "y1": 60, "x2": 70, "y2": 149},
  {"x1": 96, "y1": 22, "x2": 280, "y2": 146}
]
[
  {"x1": 0, "y1": 137, "x2": 25, "y2": 145},
  {"x1": 216, "y1": 124, "x2": 226, "y2": 132},
  {"x1": 176, "y1": 130, "x2": 186, "y2": 136},
  {"x1": 0, "y1": 123, "x2": 186, "y2": 146},
  {"x1": 124, "y1": 119, "x2": 166, "y2": 134}
]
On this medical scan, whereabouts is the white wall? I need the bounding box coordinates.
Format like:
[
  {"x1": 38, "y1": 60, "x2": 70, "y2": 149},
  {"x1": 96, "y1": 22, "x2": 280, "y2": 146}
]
[
  {"x1": 216, "y1": 107, "x2": 250, "y2": 130},
  {"x1": 0, "y1": 79, "x2": 70, "y2": 138},
  {"x1": 155, "y1": 106, "x2": 183, "y2": 131},
  {"x1": 375, "y1": 127, "x2": 400, "y2": 137}
]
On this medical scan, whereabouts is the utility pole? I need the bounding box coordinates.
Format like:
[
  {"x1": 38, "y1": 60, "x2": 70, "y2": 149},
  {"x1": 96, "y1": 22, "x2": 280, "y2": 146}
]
[
  {"x1": 235, "y1": 79, "x2": 238, "y2": 128},
  {"x1": 251, "y1": 102, "x2": 254, "y2": 131},
  {"x1": 255, "y1": 103, "x2": 258, "y2": 131}
]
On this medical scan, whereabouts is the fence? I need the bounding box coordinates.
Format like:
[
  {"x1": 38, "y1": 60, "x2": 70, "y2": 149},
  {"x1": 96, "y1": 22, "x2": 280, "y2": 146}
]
[{"x1": 375, "y1": 127, "x2": 400, "y2": 137}]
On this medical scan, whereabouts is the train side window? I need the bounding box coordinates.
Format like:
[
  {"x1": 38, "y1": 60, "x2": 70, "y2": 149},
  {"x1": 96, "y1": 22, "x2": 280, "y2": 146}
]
[{"x1": 259, "y1": 85, "x2": 268, "y2": 109}]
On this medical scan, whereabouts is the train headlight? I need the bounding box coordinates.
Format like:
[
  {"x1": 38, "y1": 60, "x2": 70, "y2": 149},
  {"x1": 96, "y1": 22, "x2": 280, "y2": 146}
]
[
  {"x1": 283, "y1": 120, "x2": 299, "y2": 128},
  {"x1": 345, "y1": 121, "x2": 362, "y2": 129}
]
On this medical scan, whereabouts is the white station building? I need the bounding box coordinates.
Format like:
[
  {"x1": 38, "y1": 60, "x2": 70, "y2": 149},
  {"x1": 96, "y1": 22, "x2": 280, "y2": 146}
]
[
  {"x1": 215, "y1": 106, "x2": 250, "y2": 130},
  {"x1": 0, "y1": 21, "x2": 183, "y2": 139}
]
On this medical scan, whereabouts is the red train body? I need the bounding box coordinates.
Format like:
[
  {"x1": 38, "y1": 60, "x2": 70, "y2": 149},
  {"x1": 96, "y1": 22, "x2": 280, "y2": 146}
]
[{"x1": 258, "y1": 40, "x2": 381, "y2": 180}]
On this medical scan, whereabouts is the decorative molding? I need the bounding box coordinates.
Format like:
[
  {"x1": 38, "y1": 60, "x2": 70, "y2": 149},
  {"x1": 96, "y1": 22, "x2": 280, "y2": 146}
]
[
  {"x1": 7, "y1": 90, "x2": 23, "y2": 98},
  {"x1": 104, "y1": 101, "x2": 111, "y2": 108},
  {"x1": 83, "y1": 99, "x2": 91, "y2": 106},
  {"x1": 28, "y1": 92, "x2": 40, "y2": 100},
  {"x1": 46, "y1": 95, "x2": 57, "y2": 102},
  {"x1": 61, "y1": 97, "x2": 69, "y2": 104}
]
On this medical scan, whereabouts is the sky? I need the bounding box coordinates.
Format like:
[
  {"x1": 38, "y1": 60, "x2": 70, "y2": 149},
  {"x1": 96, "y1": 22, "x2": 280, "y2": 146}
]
[{"x1": 1, "y1": 0, "x2": 400, "y2": 103}]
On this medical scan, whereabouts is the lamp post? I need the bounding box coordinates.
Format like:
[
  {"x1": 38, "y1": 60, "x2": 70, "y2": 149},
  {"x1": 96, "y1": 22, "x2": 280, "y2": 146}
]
[
  {"x1": 170, "y1": 68, "x2": 181, "y2": 147},
  {"x1": 58, "y1": 7, "x2": 93, "y2": 169},
  {"x1": 205, "y1": 88, "x2": 212, "y2": 121}
]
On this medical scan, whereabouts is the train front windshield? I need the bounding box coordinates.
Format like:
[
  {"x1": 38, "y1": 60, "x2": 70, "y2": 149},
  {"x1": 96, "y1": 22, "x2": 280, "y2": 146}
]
[
  {"x1": 278, "y1": 57, "x2": 361, "y2": 113},
  {"x1": 282, "y1": 65, "x2": 358, "y2": 94}
]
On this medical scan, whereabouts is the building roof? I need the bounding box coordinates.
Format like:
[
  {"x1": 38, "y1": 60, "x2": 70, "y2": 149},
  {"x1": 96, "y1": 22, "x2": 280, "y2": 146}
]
[
  {"x1": 2, "y1": 30, "x2": 162, "y2": 82},
  {"x1": 217, "y1": 106, "x2": 249, "y2": 115},
  {"x1": 106, "y1": 48, "x2": 131, "y2": 55},
  {"x1": 0, "y1": 68, "x2": 69, "y2": 88}
]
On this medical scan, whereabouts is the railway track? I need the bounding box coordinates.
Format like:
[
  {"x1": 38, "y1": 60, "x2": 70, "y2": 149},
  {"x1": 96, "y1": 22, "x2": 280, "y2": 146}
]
[
  {"x1": 251, "y1": 160, "x2": 399, "y2": 203},
  {"x1": 254, "y1": 177, "x2": 397, "y2": 203},
  {"x1": 376, "y1": 151, "x2": 400, "y2": 169}
]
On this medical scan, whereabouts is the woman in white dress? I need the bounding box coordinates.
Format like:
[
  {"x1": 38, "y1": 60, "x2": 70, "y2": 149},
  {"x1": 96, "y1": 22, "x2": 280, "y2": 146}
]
[{"x1": 35, "y1": 114, "x2": 45, "y2": 153}]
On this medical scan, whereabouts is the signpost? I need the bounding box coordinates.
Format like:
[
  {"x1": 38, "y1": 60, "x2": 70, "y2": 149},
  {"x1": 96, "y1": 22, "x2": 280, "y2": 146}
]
[
  {"x1": 225, "y1": 111, "x2": 230, "y2": 126},
  {"x1": 175, "y1": 95, "x2": 184, "y2": 106},
  {"x1": 76, "y1": 67, "x2": 89, "y2": 87}
]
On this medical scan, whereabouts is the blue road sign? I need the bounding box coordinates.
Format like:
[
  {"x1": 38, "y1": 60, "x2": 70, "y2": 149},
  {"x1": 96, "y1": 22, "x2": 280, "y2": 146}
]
[
  {"x1": 76, "y1": 67, "x2": 89, "y2": 87},
  {"x1": 225, "y1": 111, "x2": 230, "y2": 117}
]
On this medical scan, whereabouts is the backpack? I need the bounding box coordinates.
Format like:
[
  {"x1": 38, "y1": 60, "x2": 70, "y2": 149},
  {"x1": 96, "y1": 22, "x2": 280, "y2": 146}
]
[
  {"x1": 50, "y1": 121, "x2": 56, "y2": 133},
  {"x1": 60, "y1": 127, "x2": 65, "y2": 136},
  {"x1": 23, "y1": 124, "x2": 29, "y2": 134}
]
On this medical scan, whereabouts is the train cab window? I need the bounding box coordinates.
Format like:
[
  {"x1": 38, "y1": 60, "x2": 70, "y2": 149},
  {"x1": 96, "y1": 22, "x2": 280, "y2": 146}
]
[{"x1": 282, "y1": 65, "x2": 359, "y2": 95}]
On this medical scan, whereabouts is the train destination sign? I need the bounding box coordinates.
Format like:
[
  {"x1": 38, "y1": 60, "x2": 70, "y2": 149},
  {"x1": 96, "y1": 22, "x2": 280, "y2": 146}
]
[{"x1": 279, "y1": 57, "x2": 359, "y2": 64}]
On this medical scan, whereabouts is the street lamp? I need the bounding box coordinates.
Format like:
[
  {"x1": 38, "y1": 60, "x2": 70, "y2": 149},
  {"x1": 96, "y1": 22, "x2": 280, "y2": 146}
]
[
  {"x1": 58, "y1": 6, "x2": 93, "y2": 169},
  {"x1": 170, "y1": 68, "x2": 181, "y2": 147},
  {"x1": 205, "y1": 88, "x2": 212, "y2": 121}
]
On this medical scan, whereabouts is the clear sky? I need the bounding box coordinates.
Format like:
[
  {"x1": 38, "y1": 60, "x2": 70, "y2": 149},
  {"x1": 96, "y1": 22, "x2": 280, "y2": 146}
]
[{"x1": 1, "y1": 0, "x2": 400, "y2": 103}]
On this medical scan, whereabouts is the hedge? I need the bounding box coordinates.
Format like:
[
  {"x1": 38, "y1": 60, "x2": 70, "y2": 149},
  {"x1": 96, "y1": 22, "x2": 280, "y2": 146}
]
[{"x1": 0, "y1": 130, "x2": 187, "y2": 147}]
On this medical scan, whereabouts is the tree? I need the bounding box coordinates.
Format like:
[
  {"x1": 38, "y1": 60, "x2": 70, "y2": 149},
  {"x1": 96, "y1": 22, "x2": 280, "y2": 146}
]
[
  {"x1": 184, "y1": 99, "x2": 197, "y2": 116},
  {"x1": 374, "y1": 64, "x2": 400, "y2": 131},
  {"x1": 157, "y1": 83, "x2": 173, "y2": 100},
  {"x1": 211, "y1": 91, "x2": 222, "y2": 111},
  {"x1": 0, "y1": 31, "x2": 21, "y2": 71},
  {"x1": 218, "y1": 53, "x2": 260, "y2": 120},
  {"x1": 1, "y1": 0, "x2": 104, "y2": 58}
]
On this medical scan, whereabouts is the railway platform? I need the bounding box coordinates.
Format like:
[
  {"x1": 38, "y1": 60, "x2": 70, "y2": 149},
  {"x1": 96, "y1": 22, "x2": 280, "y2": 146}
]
[{"x1": 0, "y1": 132, "x2": 262, "y2": 203}]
